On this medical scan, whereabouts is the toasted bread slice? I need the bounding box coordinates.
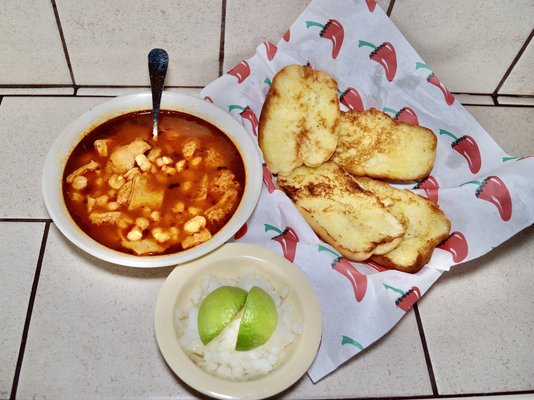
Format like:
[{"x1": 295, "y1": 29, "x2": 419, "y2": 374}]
[
  {"x1": 332, "y1": 109, "x2": 437, "y2": 180},
  {"x1": 258, "y1": 64, "x2": 340, "y2": 176},
  {"x1": 352, "y1": 176, "x2": 451, "y2": 273},
  {"x1": 277, "y1": 162, "x2": 405, "y2": 261}
]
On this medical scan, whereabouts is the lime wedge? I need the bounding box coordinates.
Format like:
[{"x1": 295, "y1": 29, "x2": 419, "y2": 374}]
[
  {"x1": 236, "y1": 286, "x2": 278, "y2": 351},
  {"x1": 197, "y1": 286, "x2": 247, "y2": 345}
]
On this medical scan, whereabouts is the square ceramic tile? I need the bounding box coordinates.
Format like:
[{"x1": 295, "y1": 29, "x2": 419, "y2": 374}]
[
  {"x1": 389, "y1": 0, "x2": 533, "y2": 93},
  {"x1": 500, "y1": 40, "x2": 534, "y2": 96},
  {"x1": 223, "y1": 0, "x2": 311, "y2": 73},
  {"x1": 0, "y1": 2, "x2": 71, "y2": 85},
  {"x1": 454, "y1": 94, "x2": 494, "y2": 105},
  {"x1": 0, "y1": 87, "x2": 75, "y2": 96},
  {"x1": 417, "y1": 225, "x2": 534, "y2": 394},
  {"x1": 498, "y1": 96, "x2": 534, "y2": 106},
  {"x1": 281, "y1": 310, "x2": 433, "y2": 398},
  {"x1": 75, "y1": 87, "x2": 202, "y2": 97},
  {"x1": 55, "y1": 0, "x2": 222, "y2": 87},
  {"x1": 223, "y1": 1, "x2": 391, "y2": 73},
  {"x1": 465, "y1": 106, "x2": 534, "y2": 157},
  {"x1": 16, "y1": 225, "x2": 189, "y2": 399},
  {"x1": 0, "y1": 222, "x2": 45, "y2": 399},
  {"x1": 0, "y1": 97, "x2": 106, "y2": 218}
]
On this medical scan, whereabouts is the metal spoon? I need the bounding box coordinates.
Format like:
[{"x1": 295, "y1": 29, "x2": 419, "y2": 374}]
[{"x1": 148, "y1": 48, "x2": 169, "y2": 139}]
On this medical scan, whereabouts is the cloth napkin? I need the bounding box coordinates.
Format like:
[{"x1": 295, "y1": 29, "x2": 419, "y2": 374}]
[{"x1": 200, "y1": 0, "x2": 534, "y2": 382}]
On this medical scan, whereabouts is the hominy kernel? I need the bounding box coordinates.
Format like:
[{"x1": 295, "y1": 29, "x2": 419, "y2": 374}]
[
  {"x1": 135, "y1": 217, "x2": 150, "y2": 230},
  {"x1": 72, "y1": 176, "x2": 88, "y2": 190},
  {"x1": 70, "y1": 192, "x2": 84, "y2": 202},
  {"x1": 108, "y1": 174, "x2": 125, "y2": 190},
  {"x1": 135, "y1": 154, "x2": 152, "y2": 172},
  {"x1": 187, "y1": 206, "x2": 201, "y2": 216},
  {"x1": 152, "y1": 228, "x2": 171, "y2": 243},
  {"x1": 127, "y1": 226, "x2": 143, "y2": 241},
  {"x1": 96, "y1": 194, "x2": 109, "y2": 206},
  {"x1": 175, "y1": 160, "x2": 186, "y2": 172},
  {"x1": 162, "y1": 165, "x2": 177, "y2": 176},
  {"x1": 107, "y1": 202, "x2": 120, "y2": 210},
  {"x1": 150, "y1": 210, "x2": 161, "y2": 221},
  {"x1": 181, "y1": 181, "x2": 192, "y2": 192},
  {"x1": 172, "y1": 202, "x2": 185, "y2": 213},
  {"x1": 190, "y1": 156, "x2": 203, "y2": 167},
  {"x1": 184, "y1": 215, "x2": 207, "y2": 234}
]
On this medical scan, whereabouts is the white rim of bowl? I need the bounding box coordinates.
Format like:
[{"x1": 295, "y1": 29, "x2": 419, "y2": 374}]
[
  {"x1": 42, "y1": 92, "x2": 263, "y2": 267},
  {"x1": 154, "y1": 243, "x2": 322, "y2": 400}
]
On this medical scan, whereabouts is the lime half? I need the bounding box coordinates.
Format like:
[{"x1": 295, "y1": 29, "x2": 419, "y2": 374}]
[
  {"x1": 197, "y1": 286, "x2": 247, "y2": 345},
  {"x1": 236, "y1": 286, "x2": 278, "y2": 351}
]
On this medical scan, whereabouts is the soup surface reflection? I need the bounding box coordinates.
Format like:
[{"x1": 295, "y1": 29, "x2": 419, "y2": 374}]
[{"x1": 63, "y1": 110, "x2": 245, "y2": 256}]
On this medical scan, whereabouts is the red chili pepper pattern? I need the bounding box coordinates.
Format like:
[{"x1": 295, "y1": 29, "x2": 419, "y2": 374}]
[
  {"x1": 365, "y1": 260, "x2": 387, "y2": 272},
  {"x1": 228, "y1": 105, "x2": 259, "y2": 136},
  {"x1": 463, "y1": 176, "x2": 513, "y2": 221},
  {"x1": 439, "y1": 129, "x2": 482, "y2": 174},
  {"x1": 384, "y1": 284, "x2": 421, "y2": 312},
  {"x1": 319, "y1": 245, "x2": 368, "y2": 302},
  {"x1": 366, "y1": 0, "x2": 377, "y2": 12},
  {"x1": 228, "y1": 60, "x2": 251, "y2": 84},
  {"x1": 416, "y1": 62, "x2": 455, "y2": 106},
  {"x1": 263, "y1": 41, "x2": 277, "y2": 61},
  {"x1": 341, "y1": 335, "x2": 364, "y2": 350},
  {"x1": 265, "y1": 224, "x2": 299, "y2": 262},
  {"x1": 283, "y1": 28, "x2": 291, "y2": 42},
  {"x1": 427, "y1": 73, "x2": 455, "y2": 105},
  {"x1": 413, "y1": 175, "x2": 439, "y2": 203},
  {"x1": 339, "y1": 87, "x2": 364, "y2": 111},
  {"x1": 383, "y1": 106, "x2": 419, "y2": 125},
  {"x1": 503, "y1": 156, "x2": 534, "y2": 162},
  {"x1": 262, "y1": 164, "x2": 276, "y2": 193},
  {"x1": 234, "y1": 223, "x2": 248, "y2": 240},
  {"x1": 438, "y1": 231, "x2": 468, "y2": 263},
  {"x1": 306, "y1": 19, "x2": 345, "y2": 59},
  {"x1": 358, "y1": 40, "x2": 397, "y2": 82}
]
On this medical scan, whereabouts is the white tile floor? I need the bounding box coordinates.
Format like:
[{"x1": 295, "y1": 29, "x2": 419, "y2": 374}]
[{"x1": 1, "y1": 1, "x2": 533, "y2": 399}]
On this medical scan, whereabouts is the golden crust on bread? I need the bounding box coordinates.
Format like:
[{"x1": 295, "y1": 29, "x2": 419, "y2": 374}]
[
  {"x1": 258, "y1": 64, "x2": 340, "y2": 176},
  {"x1": 332, "y1": 109, "x2": 437, "y2": 180},
  {"x1": 277, "y1": 162, "x2": 405, "y2": 261},
  {"x1": 352, "y1": 176, "x2": 451, "y2": 273}
]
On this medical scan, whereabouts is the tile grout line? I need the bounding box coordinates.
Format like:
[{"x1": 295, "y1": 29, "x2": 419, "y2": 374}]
[
  {"x1": 0, "y1": 218, "x2": 52, "y2": 223},
  {"x1": 10, "y1": 221, "x2": 51, "y2": 400},
  {"x1": 413, "y1": 304, "x2": 439, "y2": 396},
  {"x1": 50, "y1": 0, "x2": 77, "y2": 93},
  {"x1": 493, "y1": 27, "x2": 534, "y2": 99},
  {"x1": 386, "y1": 0, "x2": 396, "y2": 16},
  {"x1": 218, "y1": 0, "x2": 227, "y2": 77}
]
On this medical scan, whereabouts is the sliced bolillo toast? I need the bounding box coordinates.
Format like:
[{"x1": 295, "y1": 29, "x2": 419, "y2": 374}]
[
  {"x1": 258, "y1": 64, "x2": 340, "y2": 176},
  {"x1": 352, "y1": 176, "x2": 451, "y2": 273},
  {"x1": 332, "y1": 108, "x2": 437, "y2": 180},
  {"x1": 277, "y1": 162, "x2": 405, "y2": 261}
]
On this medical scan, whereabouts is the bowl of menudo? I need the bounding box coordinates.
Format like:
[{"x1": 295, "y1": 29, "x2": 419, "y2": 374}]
[{"x1": 43, "y1": 92, "x2": 263, "y2": 267}]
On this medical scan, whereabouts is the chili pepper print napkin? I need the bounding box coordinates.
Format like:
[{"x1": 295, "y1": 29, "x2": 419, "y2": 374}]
[{"x1": 200, "y1": 0, "x2": 534, "y2": 382}]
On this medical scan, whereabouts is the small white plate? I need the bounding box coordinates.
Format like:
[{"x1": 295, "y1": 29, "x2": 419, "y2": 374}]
[{"x1": 154, "y1": 243, "x2": 322, "y2": 400}]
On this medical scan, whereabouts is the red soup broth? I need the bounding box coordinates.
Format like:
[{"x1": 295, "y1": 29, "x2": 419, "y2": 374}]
[{"x1": 62, "y1": 110, "x2": 246, "y2": 256}]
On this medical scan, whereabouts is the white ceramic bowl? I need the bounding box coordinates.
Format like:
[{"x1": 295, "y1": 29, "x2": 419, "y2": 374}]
[
  {"x1": 42, "y1": 92, "x2": 263, "y2": 267},
  {"x1": 155, "y1": 243, "x2": 322, "y2": 400}
]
